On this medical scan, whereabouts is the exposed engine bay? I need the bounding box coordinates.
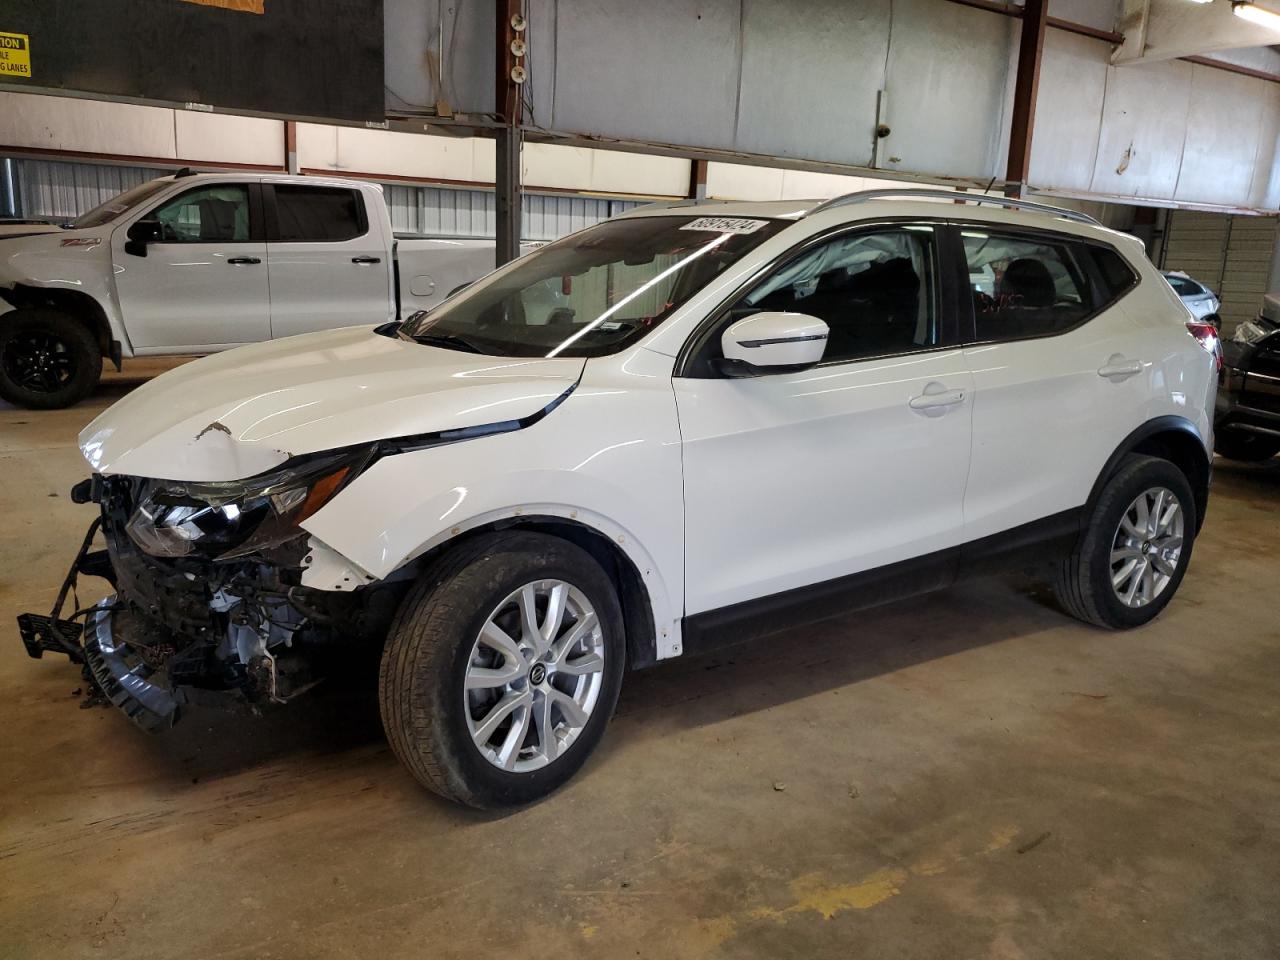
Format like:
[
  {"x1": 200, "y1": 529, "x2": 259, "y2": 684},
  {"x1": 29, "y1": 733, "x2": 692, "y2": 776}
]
[{"x1": 19, "y1": 471, "x2": 405, "y2": 731}]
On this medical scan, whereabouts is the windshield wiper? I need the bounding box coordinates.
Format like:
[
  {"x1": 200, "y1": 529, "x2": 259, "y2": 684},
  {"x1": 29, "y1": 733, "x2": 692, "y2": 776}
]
[{"x1": 412, "y1": 333, "x2": 486, "y2": 354}]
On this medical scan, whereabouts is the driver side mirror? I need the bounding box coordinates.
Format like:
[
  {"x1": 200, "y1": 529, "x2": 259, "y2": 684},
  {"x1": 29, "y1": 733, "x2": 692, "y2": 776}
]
[
  {"x1": 124, "y1": 219, "x2": 163, "y2": 257},
  {"x1": 717, "y1": 311, "x2": 828, "y2": 377}
]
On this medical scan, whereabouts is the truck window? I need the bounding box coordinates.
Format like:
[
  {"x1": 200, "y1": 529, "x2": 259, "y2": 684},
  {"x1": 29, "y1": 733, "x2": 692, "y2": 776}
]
[
  {"x1": 273, "y1": 185, "x2": 366, "y2": 242},
  {"x1": 150, "y1": 184, "x2": 252, "y2": 243}
]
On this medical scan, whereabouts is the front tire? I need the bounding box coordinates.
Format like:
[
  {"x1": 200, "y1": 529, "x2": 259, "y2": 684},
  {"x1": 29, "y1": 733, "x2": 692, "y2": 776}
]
[
  {"x1": 1214, "y1": 429, "x2": 1280, "y2": 462},
  {"x1": 1053, "y1": 455, "x2": 1196, "y2": 629},
  {"x1": 0, "y1": 308, "x2": 102, "y2": 409},
  {"x1": 379, "y1": 532, "x2": 625, "y2": 808}
]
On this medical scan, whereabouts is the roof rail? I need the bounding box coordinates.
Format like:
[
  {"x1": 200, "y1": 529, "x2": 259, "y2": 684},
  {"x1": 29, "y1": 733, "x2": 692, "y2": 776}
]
[{"x1": 807, "y1": 189, "x2": 1102, "y2": 226}]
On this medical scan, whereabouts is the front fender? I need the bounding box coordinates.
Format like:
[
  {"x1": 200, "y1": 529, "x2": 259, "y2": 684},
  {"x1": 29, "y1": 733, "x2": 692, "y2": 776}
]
[{"x1": 300, "y1": 361, "x2": 686, "y2": 659}]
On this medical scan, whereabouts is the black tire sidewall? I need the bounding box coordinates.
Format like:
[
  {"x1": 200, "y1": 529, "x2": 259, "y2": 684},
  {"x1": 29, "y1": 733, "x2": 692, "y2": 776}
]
[
  {"x1": 400, "y1": 534, "x2": 625, "y2": 807},
  {"x1": 0, "y1": 308, "x2": 102, "y2": 409},
  {"x1": 1082, "y1": 456, "x2": 1197, "y2": 628},
  {"x1": 1214, "y1": 430, "x2": 1280, "y2": 462}
]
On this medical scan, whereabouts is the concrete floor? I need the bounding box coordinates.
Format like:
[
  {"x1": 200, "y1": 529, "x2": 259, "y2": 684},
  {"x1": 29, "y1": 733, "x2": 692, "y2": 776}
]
[{"x1": 2, "y1": 364, "x2": 1279, "y2": 959}]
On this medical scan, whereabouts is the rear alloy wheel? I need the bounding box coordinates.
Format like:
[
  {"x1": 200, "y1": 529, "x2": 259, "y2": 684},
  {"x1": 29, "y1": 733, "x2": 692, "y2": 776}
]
[
  {"x1": 1214, "y1": 430, "x2": 1280, "y2": 463},
  {"x1": 1053, "y1": 455, "x2": 1197, "y2": 629},
  {"x1": 379, "y1": 532, "x2": 625, "y2": 808},
  {"x1": 1108, "y1": 487, "x2": 1185, "y2": 609},
  {"x1": 0, "y1": 308, "x2": 102, "y2": 409}
]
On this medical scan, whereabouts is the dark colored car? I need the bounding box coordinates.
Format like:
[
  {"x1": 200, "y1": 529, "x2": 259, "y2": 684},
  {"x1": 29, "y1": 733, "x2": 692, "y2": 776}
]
[{"x1": 1216, "y1": 293, "x2": 1280, "y2": 461}]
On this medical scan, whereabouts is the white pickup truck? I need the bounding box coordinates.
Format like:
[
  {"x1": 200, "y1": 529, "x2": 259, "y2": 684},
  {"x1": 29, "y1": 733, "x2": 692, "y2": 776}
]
[{"x1": 0, "y1": 171, "x2": 520, "y2": 408}]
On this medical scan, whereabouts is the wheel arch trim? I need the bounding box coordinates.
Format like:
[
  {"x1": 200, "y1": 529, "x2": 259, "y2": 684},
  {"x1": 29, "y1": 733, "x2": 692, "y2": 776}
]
[
  {"x1": 1088, "y1": 415, "x2": 1211, "y2": 533},
  {"x1": 389, "y1": 505, "x2": 678, "y2": 668}
]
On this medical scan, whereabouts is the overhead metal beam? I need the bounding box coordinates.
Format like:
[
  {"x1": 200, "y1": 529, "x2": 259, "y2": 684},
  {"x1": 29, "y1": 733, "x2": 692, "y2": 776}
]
[
  {"x1": 1005, "y1": 0, "x2": 1048, "y2": 197},
  {"x1": 494, "y1": 0, "x2": 523, "y2": 267}
]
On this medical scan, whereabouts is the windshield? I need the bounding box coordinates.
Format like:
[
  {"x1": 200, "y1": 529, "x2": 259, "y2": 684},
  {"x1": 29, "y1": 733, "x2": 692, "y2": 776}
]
[
  {"x1": 73, "y1": 180, "x2": 171, "y2": 229},
  {"x1": 399, "y1": 214, "x2": 790, "y2": 358}
]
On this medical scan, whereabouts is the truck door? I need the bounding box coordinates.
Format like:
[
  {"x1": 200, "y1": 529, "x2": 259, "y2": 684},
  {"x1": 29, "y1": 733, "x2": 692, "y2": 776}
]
[
  {"x1": 264, "y1": 183, "x2": 394, "y2": 338},
  {"x1": 112, "y1": 181, "x2": 271, "y2": 350}
]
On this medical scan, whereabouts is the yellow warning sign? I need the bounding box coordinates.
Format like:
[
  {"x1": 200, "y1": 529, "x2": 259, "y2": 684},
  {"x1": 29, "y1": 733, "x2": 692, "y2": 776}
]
[
  {"x1": 0, "y1": 32, "x2": 30, "y2": 79},
  {"x1": 178, "y1": 0, "x2": 266, "y2": 12}
]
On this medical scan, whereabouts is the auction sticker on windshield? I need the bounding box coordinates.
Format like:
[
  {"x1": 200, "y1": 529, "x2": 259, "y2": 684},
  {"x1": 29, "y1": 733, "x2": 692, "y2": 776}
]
[{"x1": 680, "y1": 217, "x2": 769, "y2": 235}]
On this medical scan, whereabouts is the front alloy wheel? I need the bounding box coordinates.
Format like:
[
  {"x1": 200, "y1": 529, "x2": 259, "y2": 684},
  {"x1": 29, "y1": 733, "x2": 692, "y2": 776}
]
[
  {"x1": 465, "y1": 580, "x2": 606, "y2": 772},
  {"x1": 380, "y1": 532, "x2": 625, "y2": 808}
]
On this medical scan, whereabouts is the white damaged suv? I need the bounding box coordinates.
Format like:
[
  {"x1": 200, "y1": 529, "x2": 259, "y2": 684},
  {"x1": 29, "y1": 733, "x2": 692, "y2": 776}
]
[{"x1": 21, "y1": 191, "x2": 1218, "y2": 807}]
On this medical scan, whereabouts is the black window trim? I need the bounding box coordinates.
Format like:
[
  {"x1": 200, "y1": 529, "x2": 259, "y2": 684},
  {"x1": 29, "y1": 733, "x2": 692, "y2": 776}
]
[
  {"x1": 675, "y1": 216, "x2": 964, "y2": 379},
  {"x1": 950, "y1": 220, "x2": 1141, "y2": 347},
  {"x1": 139, "y1": 181, "x2": 265, "y2": 244},
  {"x1": 262, "y1": 183, "x2": 370, "y2": 243}
]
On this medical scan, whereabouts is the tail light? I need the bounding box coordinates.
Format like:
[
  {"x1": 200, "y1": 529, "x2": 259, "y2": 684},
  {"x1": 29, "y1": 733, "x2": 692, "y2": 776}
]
[{"x1": 1186, "y1": 321, "x2": 1223, "y2": 371}]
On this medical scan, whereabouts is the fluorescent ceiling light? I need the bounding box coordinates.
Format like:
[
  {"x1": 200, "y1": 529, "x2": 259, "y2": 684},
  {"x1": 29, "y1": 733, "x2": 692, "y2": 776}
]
[
  {"x1": 1232, "y1": 1, "x2": 1280, "y2": 29},
  {"x1": 1184, "y1": 0, "x2": 1213, "y2": 5}
]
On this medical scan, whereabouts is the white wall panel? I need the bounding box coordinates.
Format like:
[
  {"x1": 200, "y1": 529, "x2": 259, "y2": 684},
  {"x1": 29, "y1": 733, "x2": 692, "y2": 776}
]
[
  {"x1": 0, "y1": 91, "x2": 176, "y2": 158},
  {"x1": 1173, "y1": 66, "x2": 1265, "y2": 207},
  {"x1": 705, "y1": 161, "x2": 939, "y2": 201},
  {"x1": 734, "y1": 0, "x2": 889, "y2": 165},
  {"x1": 1088, "y1": 59, "x2": 1192, "y2": 199},
  {"x1": 878, "y1": 0, "x2": 1016, "y2": 180},
  {"x1": 580, "y1": 148, "x2": 688, "y2": 197},
  {"x1": 1028, "y1": 33, "x2": 1107, "y2": 193},
  {"x1": 173, "y1": 112, "x2": 283, "y2": 167},
  {"x1": 1048, "y1": 0, "x2": 1119, "y2": 31},
  {"x1": 550, "y1": 0, "x2": 743, "y2": 151}
]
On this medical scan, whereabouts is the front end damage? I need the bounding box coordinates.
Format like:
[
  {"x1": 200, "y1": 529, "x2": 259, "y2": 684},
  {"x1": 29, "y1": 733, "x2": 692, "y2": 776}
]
[{"x1": 19, "y1": 470, "x2": 403, "y2": 732}]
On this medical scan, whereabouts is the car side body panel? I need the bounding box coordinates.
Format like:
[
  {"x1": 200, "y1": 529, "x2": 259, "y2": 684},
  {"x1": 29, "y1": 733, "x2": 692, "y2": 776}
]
[{"x1": 300, "y1": 346, "x2": 688, "y2": 660}]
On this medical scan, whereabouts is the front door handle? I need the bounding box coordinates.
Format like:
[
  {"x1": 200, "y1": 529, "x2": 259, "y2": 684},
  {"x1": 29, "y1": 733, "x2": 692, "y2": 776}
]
[
  {"x1": 1098, "y1": 354, "x2": 1143, "y2": 381},
  {"x1": 227, "y1": 257, "x2": 261, "y2": 265},
  {"x1": 909, "y1": 384, "x2": 966, "y2": 412},
  {"x1": 351, "y1": 256, "x2": 382, "y2": 265}
]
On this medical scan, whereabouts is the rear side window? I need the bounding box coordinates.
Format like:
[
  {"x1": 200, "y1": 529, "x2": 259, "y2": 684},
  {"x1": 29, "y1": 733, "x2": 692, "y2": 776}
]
[
  {"x1": 963, "y1": 230, "x2": 1109, "y2": 342},
  {"x1": 273, "y1": 185, "x2": 365, "y2": 242}
]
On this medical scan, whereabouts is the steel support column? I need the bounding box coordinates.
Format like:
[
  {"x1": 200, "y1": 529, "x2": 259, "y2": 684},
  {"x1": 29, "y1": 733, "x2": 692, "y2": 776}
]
[
  {"x1": 495, "y1": 0, "x2": 523, "y2": 267},
  {"x1": 1004, "y1": 0, "x2": 1048, "y2": 198}
]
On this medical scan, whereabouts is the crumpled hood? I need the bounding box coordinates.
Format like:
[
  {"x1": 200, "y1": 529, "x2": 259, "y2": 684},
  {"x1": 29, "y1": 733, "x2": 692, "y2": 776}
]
[{"x1": 80, "y1": 326, "x2": 585, "y2": 481}]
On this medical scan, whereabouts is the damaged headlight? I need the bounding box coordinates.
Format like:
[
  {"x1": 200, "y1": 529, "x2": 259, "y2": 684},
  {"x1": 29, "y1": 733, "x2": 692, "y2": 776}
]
[{"x1": 125, "y1": 448, "x2": 373, "y2": 560}]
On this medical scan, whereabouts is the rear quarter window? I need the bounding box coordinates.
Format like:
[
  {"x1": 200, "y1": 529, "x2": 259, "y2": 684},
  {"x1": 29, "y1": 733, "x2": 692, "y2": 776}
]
[{"x1": 1089, "y1": 245, "x2": 1140, "y2": 303}]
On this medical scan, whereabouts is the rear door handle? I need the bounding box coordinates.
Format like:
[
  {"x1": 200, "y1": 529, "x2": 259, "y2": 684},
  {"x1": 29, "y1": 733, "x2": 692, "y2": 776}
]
[
  {"x1": 909, "y1": 386, "x2": 966, "y2": 411},
  {"x1": 1098, "y1": 355, "x2": 1143, "y2": 381},
  {"x1": 351, "y1": 256, "x2": 382, "y2": 265},
  {"x1": 227, "y1": 257, "x2": 261, "y2": 265}
]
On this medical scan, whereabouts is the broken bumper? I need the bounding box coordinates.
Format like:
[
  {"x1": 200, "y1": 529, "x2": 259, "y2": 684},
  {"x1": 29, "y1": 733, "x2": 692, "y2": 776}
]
[{"x1": 81, "y1": 599, "x2": 180, "y2": 732}]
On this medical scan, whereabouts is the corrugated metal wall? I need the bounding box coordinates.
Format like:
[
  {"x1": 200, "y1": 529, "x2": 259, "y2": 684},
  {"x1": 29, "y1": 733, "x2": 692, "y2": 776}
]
[
  {"x1": 1162, "y1": 211, "x2": 1278, "y2": 331},
  {"x1": 9, "y1": 157, "x2": 639, "y2": 240}
]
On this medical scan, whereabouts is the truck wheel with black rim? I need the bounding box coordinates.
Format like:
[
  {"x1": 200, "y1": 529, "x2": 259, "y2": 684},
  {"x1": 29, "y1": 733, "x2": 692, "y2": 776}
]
[
  {"x1": 0, "y1": 308, "x2": 102, "y2": 409},
  {"x1": 1053, "y1": 454, "x2": 1197, "y2": 629},
  {"x1": 379, "y1": 531, "x2": 626, "y2": 808},
  {"x1": 1214, "y1": 430, "x2": 1280, "y2": 462}
]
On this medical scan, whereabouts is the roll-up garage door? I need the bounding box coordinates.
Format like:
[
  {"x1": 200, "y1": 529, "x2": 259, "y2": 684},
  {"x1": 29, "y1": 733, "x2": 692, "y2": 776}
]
[{"x1": 1161, "y1": 211, "x2": 1277, "y2": 332}]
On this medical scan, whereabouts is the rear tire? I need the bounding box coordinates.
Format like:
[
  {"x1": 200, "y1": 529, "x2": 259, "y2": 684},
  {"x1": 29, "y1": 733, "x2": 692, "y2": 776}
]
[
  {"x1": 1053, "y1": 455, "x2": 1196, "y2": 629},
  {"x1": 0, "y1": 308, "x2": 102, "y2": 409},
  {"x1": 379, "y1": 532, "x2": 625, "y2": 808},
  {"x1": 1214, "y1": 430, "x2": 1280, "y2": 462}
]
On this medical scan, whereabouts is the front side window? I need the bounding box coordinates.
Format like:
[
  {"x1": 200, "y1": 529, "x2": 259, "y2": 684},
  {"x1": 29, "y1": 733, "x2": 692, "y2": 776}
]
[
  {"x1": 149, "y1": 184, "x2": 251, "y2": 243},
  {"x1": 399, "y1": 215, "x2": 790, "y2": 358},
  {"x1": 731, "y1": 226, "x2": 939, "y2": 364},
  {"x1": 963, "y1": 230, "x2": 1092, "y2": 341},
  {"x1": 274, "y1": 185, "x2": 365, "y2": 242}
]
